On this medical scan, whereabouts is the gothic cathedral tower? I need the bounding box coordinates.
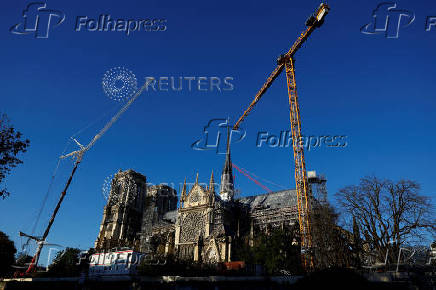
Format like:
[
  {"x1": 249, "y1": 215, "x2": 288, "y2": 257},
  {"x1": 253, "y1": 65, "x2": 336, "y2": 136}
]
[{"x1": 95, "y1": 170, "x2": 147, "y2": 251}]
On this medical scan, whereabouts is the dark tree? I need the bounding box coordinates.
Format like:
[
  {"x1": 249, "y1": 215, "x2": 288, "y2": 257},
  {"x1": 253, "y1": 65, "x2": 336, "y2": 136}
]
[
  {"x1": 239, "y1": 225, "x2": 302, "y2": 275},
  {"x1": 47, "y1": 247, "x2": 81, "y2": 277},
  {"x1": 0, "y1": 114, "x2": 30, "y2": 199},
  {"x1": 0, "y1": 231, "x2": 17, "y2": 277},
  {"x1": 311, "y1": 203, "x2": 355, "y2": 269},
  {"x1": 352, "y1": 215, "x2": 363, "y2": 267},
  {"x1": 15, "y1": 252, "x2": 33, "y2": 267},
  {"x1": 336, "y1": 176, "x2": 435, "y2": 265}
]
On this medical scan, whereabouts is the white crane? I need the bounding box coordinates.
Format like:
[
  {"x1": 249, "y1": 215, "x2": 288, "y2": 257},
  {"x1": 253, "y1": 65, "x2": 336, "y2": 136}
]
[{"x1": 22, "y1": 77, "x2": 153, "y2": 274}]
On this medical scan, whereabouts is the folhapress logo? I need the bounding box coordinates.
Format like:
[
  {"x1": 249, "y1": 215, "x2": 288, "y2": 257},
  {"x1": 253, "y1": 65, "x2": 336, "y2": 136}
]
[
  {"x1": 75, "y1": 16, "x2": 167, "y2": 35},
  {"x1": 361, "y1": 2, "x2": 415, "y2": 38},
  {"x1": 10, "y1": 2, "x2": 65, "y2": 38},
  {"x1": 192, "y1": 119, "x2": 246, "y2": 154}
]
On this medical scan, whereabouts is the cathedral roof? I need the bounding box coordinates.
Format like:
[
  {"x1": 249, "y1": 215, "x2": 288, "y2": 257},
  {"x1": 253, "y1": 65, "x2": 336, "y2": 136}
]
[{"x1": 237, "y1": 189, "x2": 298, "y2": 210}]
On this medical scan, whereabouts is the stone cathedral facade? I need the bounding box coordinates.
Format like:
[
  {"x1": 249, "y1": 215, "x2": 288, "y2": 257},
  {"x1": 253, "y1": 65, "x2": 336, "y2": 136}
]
[{"x1": 94, "y1": 141, "x2": 326, "y2": 263}]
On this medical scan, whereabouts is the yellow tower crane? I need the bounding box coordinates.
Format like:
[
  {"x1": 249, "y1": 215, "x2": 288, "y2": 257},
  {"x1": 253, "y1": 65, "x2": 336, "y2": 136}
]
[{"x1": 232, "y1": 3, "x2": 330, "y2": 269}]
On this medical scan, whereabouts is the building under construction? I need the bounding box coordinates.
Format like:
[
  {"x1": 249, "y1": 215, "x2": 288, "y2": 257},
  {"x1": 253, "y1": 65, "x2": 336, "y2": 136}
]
[
  {"x1": 94, "y1": 141, "x2": 327, "y2": 264},
  {"x1": 23, "y1": 2, "x2": 330, "y2": 272}
]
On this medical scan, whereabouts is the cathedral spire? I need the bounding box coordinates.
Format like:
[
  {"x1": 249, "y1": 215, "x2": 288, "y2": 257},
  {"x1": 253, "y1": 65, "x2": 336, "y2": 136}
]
[
  {"x1": 181, "y1": 178, "x2": 187, "y2": 202},
  {"x1": 209, "y1": 170, "x2": 215, "y2": 193},
  {"x1": 195, "y1": 172, "x2": 199, "y2": 185},
  {"x1": 220, "y1": 125, "x2": 234, "y2": 201}
]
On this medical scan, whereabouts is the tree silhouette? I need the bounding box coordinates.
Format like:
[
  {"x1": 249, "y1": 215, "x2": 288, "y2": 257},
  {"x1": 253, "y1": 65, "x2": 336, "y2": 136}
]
[
  {"x1": 0, "y1": 114, "x2": 30, "y2": 199},
  {"x1": 47, "y1": 248, "x2": 81, "y2": 277},
  {"x1": 311, "y1": 203, "x2": 355, "y2": 269},
  {"x1": 336, "y1": 176, "x2": 435, "y2": 264},
  {"x1": 0, "y1": 231, "x2": 16, "y2": 277}
]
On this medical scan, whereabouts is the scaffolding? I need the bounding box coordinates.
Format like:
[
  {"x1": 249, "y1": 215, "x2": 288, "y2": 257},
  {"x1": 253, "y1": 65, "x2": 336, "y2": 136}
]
[{"x1": 307, "y1": 171, "x2": 328, "y2": 205}]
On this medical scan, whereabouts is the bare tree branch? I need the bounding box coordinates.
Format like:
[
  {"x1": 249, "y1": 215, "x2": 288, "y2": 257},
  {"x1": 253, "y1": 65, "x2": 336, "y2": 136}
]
[{"x1": 336, "y1": 176, "x2": 435, "y2": 264}]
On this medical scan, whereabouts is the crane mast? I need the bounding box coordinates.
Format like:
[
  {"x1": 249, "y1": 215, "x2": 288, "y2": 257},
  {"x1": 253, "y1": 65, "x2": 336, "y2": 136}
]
[
  {"x1": 284, "y1": 57, "x2": 312, "y2": 266},
  {"x1": 232, "y1": 3, "x2": 329, "y2": 269},
  {"x1": 23, "y1": 78, "x2": 152, "y2": 274}
]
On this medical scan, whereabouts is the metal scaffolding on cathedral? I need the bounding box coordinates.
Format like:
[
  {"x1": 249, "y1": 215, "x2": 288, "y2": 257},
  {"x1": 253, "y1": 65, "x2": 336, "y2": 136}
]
[{"x1": 94, "y1": 136, "x2": 327, "y2": 264}]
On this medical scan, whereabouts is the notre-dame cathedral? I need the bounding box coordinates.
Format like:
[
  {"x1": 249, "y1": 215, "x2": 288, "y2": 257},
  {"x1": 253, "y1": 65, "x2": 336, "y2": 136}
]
[{"x1": 94, "y1": 139, "x2": 327, "y2": 263}]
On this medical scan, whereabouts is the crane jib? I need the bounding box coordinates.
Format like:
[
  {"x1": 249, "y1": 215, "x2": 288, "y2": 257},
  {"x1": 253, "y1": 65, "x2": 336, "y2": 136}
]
[
  {"x1": 233, "y1": 4, "x2": 329, "y2": 131},
  {"x1": 231, "y1": 3, "x2": 330, "y2": 270}
]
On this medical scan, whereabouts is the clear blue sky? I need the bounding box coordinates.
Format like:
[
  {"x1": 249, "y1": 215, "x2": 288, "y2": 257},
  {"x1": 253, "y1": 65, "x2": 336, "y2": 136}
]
[{"x1": 1, "y1": 0, "x2": 435, "y2": 265}]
